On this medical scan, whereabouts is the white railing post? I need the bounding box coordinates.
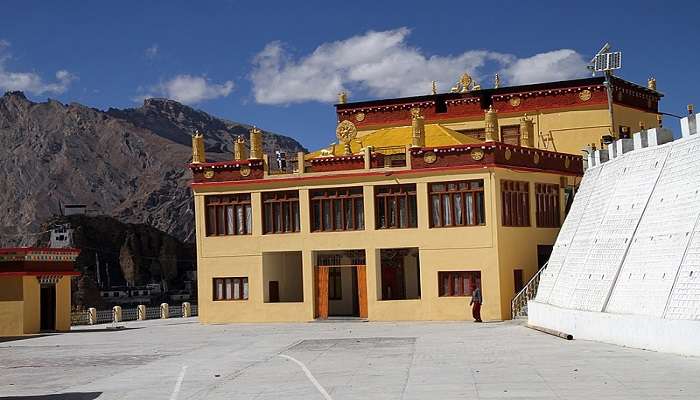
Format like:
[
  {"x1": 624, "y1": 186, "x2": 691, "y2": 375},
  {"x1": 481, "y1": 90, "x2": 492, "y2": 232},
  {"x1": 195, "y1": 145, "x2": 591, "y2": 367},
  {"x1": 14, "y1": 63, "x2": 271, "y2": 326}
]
[
  {"x1": 182, "y1": 302, "x2": 191, "y2": 318},
  {"x1": 88, "y1": 307, "x2": 97, "y2": 325},
  {"x1": 160, "y1": 303, "x2": 169, "y2": 319},
  {"x1": 137, "y1": 305, "x2": 147, "y2": 321},
  {"x1": 511, "y1": 261, "x2": 548, "y2": 319},
  {"x1": 112, "y1": 306, "x2": 122, "y2": 323}
]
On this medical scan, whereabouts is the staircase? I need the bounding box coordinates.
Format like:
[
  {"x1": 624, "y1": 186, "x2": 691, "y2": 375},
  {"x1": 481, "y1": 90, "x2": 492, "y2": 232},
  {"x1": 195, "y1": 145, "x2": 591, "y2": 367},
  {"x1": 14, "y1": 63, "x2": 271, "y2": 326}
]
[{"x1": 511, "y1": 262, "x2": 547, "y2": 319}]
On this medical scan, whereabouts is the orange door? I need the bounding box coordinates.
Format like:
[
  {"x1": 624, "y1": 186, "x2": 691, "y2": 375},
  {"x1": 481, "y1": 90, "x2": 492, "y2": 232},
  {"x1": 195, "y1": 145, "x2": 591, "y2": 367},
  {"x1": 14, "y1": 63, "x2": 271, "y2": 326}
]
[
  {"x1": 315, "y1": 266, "x2": 329, "y2": 319},
  {"x1": 356, "y1": 265, "x2": 368, "y2": 319}
]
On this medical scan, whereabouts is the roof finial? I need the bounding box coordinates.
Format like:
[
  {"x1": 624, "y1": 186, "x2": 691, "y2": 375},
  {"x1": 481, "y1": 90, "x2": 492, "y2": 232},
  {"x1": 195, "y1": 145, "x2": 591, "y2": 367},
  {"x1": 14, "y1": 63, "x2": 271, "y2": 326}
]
[
  {"x1": 647, "y1": 77, "x2": 656, "y2": 91},
  {"x1": 494, "y1": 73, "x2": 501, "y2": 89},
  {"x1": 431, "y1": 80, "x2": 437, "y2": 95},
  {"x1": 338, "y1": 91, "x2": 348, "y2": 104}
]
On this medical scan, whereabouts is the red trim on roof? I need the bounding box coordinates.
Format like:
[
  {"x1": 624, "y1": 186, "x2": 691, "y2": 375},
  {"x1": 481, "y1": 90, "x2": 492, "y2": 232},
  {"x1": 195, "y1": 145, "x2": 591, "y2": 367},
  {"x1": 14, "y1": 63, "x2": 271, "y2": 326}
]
[
  {"x1": 0, "y1": 271, "x2": 80, "y2": 277},
  {"x1": 0, "y1": 247, "x2": 81, "y2": 255}
]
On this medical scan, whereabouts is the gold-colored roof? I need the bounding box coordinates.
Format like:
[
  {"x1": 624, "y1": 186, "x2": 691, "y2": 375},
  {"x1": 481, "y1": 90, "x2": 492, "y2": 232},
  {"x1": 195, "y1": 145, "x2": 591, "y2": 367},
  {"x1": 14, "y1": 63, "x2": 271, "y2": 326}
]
[{"x1": 307, "y1": 124, "x2": 482, "y2": 158}]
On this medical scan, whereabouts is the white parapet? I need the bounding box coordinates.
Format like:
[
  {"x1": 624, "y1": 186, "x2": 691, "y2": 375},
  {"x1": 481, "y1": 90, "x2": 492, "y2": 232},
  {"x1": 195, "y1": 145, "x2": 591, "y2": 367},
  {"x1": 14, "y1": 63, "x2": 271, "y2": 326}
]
[
  {"x1": 613, "y1": 138, "x2": 634, "y2": 159},
  {"x1": 647, "y1": 128, "x2": 674, "y2": 146},
  {"x1": 594, "y1": 149, "x2": 609, "y2": 165},
  {"x1": 633, "y1": 130, "x2": 649, "y2": 150},
  {"x1": 680, "y1": 113, "x2": 697, "y2": 138}
]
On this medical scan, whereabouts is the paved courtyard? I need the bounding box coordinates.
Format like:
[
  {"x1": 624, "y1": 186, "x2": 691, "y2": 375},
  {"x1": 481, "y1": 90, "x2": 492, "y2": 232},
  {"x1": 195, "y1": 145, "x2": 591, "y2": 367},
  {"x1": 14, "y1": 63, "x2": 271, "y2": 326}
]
[{"x1": 1, "y1": 318, "x2": 699, "y2": 399}]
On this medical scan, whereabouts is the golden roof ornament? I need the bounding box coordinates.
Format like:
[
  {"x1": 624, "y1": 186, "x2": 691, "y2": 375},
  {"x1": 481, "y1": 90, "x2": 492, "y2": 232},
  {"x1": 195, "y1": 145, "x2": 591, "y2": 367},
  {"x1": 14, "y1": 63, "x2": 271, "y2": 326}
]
[
  {"x1": 410, "y1": 107, "x2": 425, "y2": 148},
  {"x1": 191, "y1": 130, "x2": 206, "y2": 163},
  {"x1": 459, "y1": 73, "x2": 472, "y2": 93},
  {"x1": 484, "y1": 105, "x2": 499, "y2": 142},
  {"x1": 233, "y1": 135, "x2": 246, "y2": 160},
  {"x1": 472, "y1": 82, "x2": 481, "y2": 90},
  {"x1": 338, "y1": 91, "x2": 348, "y2": 104},
  {"x1": 494, "y1": 73, "x2": 501, "y2": 89},
  {"x1": 431, "y1": 80, "x2": 438, "y2": 95},
  {"x1": 647, "y1": 77, "x2": 657, "y2": 91},
  {"x1": 336, "y1": 120, "x2": 357, "y2": 155},
  {"x1": 519, "y1": 113, "x2": 534, "y2": 147},
  {"x1": 249, "y1": 126, "x2": 263, "y2": 159}
]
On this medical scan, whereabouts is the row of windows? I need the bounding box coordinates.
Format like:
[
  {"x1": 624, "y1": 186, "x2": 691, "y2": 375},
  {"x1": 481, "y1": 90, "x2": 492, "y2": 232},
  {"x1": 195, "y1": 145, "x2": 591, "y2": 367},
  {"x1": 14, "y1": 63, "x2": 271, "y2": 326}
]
[
  {"x1": 213, "y1": 271, "x2": 481, "y2": 301},
  {"x1": 204, "y1": 180, "x2": 560, "y2": 236}
]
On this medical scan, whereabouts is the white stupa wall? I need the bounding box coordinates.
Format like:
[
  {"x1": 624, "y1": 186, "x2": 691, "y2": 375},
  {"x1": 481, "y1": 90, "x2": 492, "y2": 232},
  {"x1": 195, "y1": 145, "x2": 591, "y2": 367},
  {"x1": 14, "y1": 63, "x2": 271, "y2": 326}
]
[{"x1": 529, "y1": 114, "x2": 700, "y2": 356}]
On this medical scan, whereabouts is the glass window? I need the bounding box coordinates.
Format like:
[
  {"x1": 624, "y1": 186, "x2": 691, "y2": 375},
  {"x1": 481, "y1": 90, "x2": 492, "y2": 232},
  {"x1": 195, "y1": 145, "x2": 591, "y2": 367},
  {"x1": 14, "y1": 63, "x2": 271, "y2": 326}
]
[
  {"x1": 213, "y1": 277, "x2": 249, "y2": 300},
  {"x1": 429, "y1": 180, "x2": 486, "y2": 228},
  {"x1": 205, "y1": 194, "x2": 252, "y2": 236},
  {"x1": 438, "y1": 271, "x2": 481, "y2": 296},
  {"x1": 501, "y1": 180, "x2": 530, "y2": 227},
  {"x1": 310, "y1": 187, "x2": 364, "y2": 232}
]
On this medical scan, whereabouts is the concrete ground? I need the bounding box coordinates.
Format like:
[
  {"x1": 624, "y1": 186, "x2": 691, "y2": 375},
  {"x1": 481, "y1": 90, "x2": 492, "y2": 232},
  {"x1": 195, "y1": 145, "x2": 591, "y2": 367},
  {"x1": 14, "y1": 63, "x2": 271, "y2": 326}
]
[{"x1": 1, "y1": 318, "x2": 699, "y2": 400}]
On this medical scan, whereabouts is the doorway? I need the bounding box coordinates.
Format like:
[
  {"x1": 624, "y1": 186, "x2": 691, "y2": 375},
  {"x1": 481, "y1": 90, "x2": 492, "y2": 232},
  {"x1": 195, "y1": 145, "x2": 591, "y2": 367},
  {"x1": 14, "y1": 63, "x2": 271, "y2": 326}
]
[
  {"x1": 314, "y1": 250, "x2": 368, "y2": 320},
  {"x1": 40, "y1": 284, "x2": 56, "y2": 331}
]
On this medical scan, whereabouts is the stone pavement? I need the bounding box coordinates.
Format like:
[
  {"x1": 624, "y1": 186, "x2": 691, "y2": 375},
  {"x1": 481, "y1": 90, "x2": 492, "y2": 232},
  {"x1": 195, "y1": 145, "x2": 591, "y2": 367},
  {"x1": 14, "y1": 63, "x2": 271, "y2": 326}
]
[{"x1": 1, "y1": 318, "x2": 699, "y2": 399}]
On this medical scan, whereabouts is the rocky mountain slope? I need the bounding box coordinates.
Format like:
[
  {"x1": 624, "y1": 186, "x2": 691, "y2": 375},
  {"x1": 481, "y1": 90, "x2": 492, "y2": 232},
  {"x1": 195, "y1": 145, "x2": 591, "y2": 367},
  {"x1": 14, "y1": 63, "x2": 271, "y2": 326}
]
[{"x1": 0, "y1": 91, "x2": 306, "y2": 246}]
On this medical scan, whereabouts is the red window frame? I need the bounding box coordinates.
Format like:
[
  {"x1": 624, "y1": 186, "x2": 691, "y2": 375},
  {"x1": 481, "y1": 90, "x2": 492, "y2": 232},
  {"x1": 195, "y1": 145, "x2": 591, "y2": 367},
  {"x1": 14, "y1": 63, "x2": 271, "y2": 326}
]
[
  {"x1": 262, "y1": 190, "x2": 301, "y2": 234},
  {"x1": 501, "y1": 180, "x2": 530, "y2": 227},
  {"x1": 536, "y1": 183, "x2": 561, "y2": 228},
  {"x1": 205, "y1": 194, "x2": 252, "y2": 236},
  {"x1": 310, "y1": 187, "x2": 364, "y2": 232},
  {"x1": 428, "y1": 180, "x2": 485, "y2": 228},
  {"x1": 375, "y1": 184, "x2": 418, "y2": 229},
  {"x1": 212, "y1": 277, "x2": 249, "y2": 301},
  {"x1": 438, "y1": 271, "x2": 481, "y2": 297}
]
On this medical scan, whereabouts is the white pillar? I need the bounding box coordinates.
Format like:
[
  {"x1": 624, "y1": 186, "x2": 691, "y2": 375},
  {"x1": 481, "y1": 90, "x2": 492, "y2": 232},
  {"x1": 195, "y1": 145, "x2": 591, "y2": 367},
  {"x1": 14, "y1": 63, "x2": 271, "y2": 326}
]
[
  {"x1": 182, "y1": 302, "x2": 191, "y2": 318},
  {"x1": 88, "y1": 308, "x2": 97, "y2": 325},
  {"x1": 160, "y1": 303, "x2": 169, "y2": 319},
  {"x1": 112, "y1": 306, "x2": 122, "y2": 323},
  {"x1": 137, "y1": 305, "x2": 147, "y2": 321}
]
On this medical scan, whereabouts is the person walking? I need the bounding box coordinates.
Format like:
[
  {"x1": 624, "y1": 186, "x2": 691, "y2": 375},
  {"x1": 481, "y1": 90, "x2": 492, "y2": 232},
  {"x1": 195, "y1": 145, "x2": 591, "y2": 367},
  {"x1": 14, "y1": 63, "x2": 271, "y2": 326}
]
[{"x1": 470, "y1": 286, "x2": 482, "y2": 322}]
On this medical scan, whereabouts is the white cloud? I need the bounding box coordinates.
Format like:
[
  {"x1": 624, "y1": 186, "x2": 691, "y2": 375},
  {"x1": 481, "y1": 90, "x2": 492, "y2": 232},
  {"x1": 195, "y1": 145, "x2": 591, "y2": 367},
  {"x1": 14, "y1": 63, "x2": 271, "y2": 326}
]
[
  {"x1": 0, "y1": 40, "x2": 76, "y2": 95},
  {"x1": 251, "y1": 28, "x2": 589, "y2": 105},
  {"x1": 502, "y1": 49, "x2": 588, "y2": 85},
  {"x1": 145, "y1": 44, "x2": 159, "y2": 59},
  {"x1": 137, "y1": 74, "x2": 234, "y2": 104}
]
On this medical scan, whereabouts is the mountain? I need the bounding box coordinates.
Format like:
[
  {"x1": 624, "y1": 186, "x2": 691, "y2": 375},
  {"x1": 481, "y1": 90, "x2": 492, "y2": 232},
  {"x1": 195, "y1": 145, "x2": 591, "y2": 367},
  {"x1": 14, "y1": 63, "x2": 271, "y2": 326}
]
[{"x1": 0, "y1": 91, "x2": 306, "y2": 246}]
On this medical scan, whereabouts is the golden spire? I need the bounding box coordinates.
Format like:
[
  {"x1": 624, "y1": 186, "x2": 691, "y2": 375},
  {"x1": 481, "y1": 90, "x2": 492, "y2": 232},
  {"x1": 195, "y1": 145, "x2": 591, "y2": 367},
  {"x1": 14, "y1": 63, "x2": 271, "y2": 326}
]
[
  {"x1": 647, "y1": 77, "x2": 657, "y2": 91},
  {"x1": 459, "y1": 73, "x2": 472, "y2": 93},
  {"x1": 431, "y1": 80, "x2": 437, "y2": 95},
  {"x1": 249, "y1": 126, "x2": 263, "y2": 159},
  {"x1": 484, "y1": 105, "x2": 499, "y2": 142},
  {"x1": 494, "y1": 73, "x2": 501, "y2": 88},
  {"x1": 519, "y1": 114, "x2": 534, "y2": 147},
  {"x1": 410, "y1": 108, "x2": 425, "y2": 148},
  {"x1": 472, "y1": 82, "x2": 481, "y2": 90},
  {"x1": 191, "y1": 130, "x2": 206, "y2": 163},
  {"x1": 233, "y1": 135, "x2": 246, "y2": 160},
  {"x1": 338, "y1": 91, "x2": 348, "y2": 104}
]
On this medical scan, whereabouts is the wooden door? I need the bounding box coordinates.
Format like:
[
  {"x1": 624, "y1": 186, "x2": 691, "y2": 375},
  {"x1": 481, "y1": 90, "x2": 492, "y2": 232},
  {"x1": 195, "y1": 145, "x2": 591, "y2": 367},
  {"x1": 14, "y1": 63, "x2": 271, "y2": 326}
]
[
  {"x1": 40, "y1": 285, "x2": 56, "y2": 331},
  {"x1": 356, "y1": 265, "x2": 368, "y2": 319},
  {"x1": 315, "y1": 267, "x2": 329, "y2": 319},
  {"x1": 269, "y1": 281, "x2": 280, "y2": 303}
]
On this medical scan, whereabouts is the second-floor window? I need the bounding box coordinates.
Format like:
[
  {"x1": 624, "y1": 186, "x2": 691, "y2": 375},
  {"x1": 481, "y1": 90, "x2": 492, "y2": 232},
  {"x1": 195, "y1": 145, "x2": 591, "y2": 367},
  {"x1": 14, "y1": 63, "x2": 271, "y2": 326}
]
[
  {"x1": 310, "y1": 187, "x2": 364, "y2": 232},
  {"x1": 536, "y1": 183, "x2": 561, "y2": 227},
  {"x1": 429, "y1": 180, "x2": 485, "y2": 228},
  {"x1": 501, "y1": 180, "x2": 530, "y2": 227},
  {"x1": 205, "y1": 194, "x2": 252, "y2": 236},
  {"x1": 263, "y1": 191, "x2": 300, "y2": 234},
  {"x1": 375, "y1": 184, "x2": 417, "y2": 229}
]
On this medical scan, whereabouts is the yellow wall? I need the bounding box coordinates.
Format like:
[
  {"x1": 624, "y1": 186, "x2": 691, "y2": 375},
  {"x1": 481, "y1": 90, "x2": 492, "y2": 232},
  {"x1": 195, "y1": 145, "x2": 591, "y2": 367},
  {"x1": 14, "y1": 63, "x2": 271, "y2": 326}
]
[
  {"x1": 22, "y1": 277, "x2": 40, "y2": 334},
  {"x1": 357, "y1": 105, "x2": 658, "y2": 157},
  {"x1": 0, "y1": 277, "x2": 24, "y2": 336},
  {"x1": 55, "y1": 276, "x2": 72, "y2": 331},
  {"x1": 194, "y1": 167, "x2": 565, "y2": 323}
]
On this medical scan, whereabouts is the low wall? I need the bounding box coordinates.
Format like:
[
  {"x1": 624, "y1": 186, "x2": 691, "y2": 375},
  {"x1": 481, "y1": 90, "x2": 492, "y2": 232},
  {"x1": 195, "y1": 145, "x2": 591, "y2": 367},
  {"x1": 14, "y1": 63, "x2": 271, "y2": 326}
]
[{"x1": 528, "y1": 301, "x2": 700, "y2": 357}]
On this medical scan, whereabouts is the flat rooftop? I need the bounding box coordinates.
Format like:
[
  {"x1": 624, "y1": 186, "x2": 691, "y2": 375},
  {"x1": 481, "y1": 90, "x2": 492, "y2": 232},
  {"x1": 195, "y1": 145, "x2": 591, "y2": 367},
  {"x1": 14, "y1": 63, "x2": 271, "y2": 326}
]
[{"x1": 1, "y1": 318, "x2": 699, "y2": 399}]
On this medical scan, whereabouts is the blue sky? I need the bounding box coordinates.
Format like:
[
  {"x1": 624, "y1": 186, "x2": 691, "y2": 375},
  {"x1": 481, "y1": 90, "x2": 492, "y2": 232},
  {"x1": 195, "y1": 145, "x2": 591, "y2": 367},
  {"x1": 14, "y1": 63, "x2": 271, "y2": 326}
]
[{"x1": 1, "y1": 1, "x2": 698, "y2": 150}]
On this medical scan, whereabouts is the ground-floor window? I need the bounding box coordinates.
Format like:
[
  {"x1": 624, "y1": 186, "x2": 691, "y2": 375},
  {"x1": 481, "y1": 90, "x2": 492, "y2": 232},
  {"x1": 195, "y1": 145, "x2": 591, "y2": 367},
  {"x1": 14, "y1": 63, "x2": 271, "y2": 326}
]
[
  {"x1": 379, "y1": 248, "x2": 420, "y2": 300},
  {"x1": 213, "y1": 277, "x2": 248, "y2": 300},
  {"x1": 438, "y1": 271, "x2": 480, "y2": 297}
]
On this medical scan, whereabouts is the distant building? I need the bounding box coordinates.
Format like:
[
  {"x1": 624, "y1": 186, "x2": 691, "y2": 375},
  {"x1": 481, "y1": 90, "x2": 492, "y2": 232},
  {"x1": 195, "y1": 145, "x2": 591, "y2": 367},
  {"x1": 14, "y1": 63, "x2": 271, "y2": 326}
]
[
  {"x1": 49, "y1": 223, "x2": 74, "y2": 248},
  {"x1": 63, "y1": 204, "x2": 87, "y2": 216},
  {"x1": 0, "y1": 248, "x2": 80, "y2": 336}
]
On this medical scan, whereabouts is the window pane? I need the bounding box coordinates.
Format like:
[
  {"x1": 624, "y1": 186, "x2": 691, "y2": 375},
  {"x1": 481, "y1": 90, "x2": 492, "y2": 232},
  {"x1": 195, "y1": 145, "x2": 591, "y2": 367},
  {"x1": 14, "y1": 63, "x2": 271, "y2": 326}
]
[
  {"x1": 344, "y1": 200, "x2": 352, "y2": 230},
  {"x1": 431, "y1": 195, "x2": 441, "y2": 227},
  {"x1": 264, "y1": 204, "x2": 273, "y2": 233},
  {"x1": 389, "y1": 197, "x2": 397, "y2": 228},
  {"x1": 312, "y1": 202, "x2": 321, "y2": 231},
  {"x1": 225, "y1": 279, "x2": 232, "y2": 300},
  {"x1": 377, "y1": 197, "x2": 386, "y2": 228},
  {"x1": 217, "y1": 207, "x2": 225, "y2": 235},
  {"x1": 322, "y1": 200, "x2": 331, "y2": 230},
  {"x1": 443, "y1": 195, "x2": 452, "y2": 226},
  {"x1": 432, "y1": 183, "x2": 445, "y2": 192},
  {"x1": 283, "y1": 202, "x2": 291, "y2": 232},
  {"x1": 355, "y1": 198, "x2": 364, "y2": 229},
  {"x1": 226, "y1": 206, "x2": 235, "y2": 235},
  {"x1": 334, "y1": 199, "x2": 342, "y2": 230},
  {"x1": 233, "y1": 279, "x2": 241, "y2": 300},
  {"x1": 465, "y1": 194, "x2": 474, "y2": 225},
  {"x1": 477, "y1": 192, "x2": 485, "y2": 224},
  {"x1": 293, "y1": 202, "x2": 300, "y2": 232},
  {"x1": 273, "y1": 203, "x2": 282, "y2": 232},
  {"x1": 207, "y1": 207, "x2": 216, "y2": 236},
  {"x1": 454, "y1": 194, "x2": 463, "y2": 225},
  {"x1": 236, "y1": 205, "x2": 245, "y2": 234},
  {"x1": 243, "y1": 279, "x2": 249, "y2": 300},
  {"x1": 398, "y1": 196, "x2": 407, "y2": 228},
  {"x1": 408, "y1": 195, "x2": 417, "y2": 227},
  {"x1": 216, "y1": 280, "x2": 224, "y2": 300}
]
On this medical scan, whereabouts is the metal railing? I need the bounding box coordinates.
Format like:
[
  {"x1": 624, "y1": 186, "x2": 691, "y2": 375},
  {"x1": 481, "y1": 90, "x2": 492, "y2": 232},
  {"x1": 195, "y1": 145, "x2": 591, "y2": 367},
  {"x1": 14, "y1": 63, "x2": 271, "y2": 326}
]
[
  {"x1": 70, "y1": 304, "x2": 198, "y2": 326},
  {"x1": 511, "y1": 262, "x2": 547, "y2": 319}
]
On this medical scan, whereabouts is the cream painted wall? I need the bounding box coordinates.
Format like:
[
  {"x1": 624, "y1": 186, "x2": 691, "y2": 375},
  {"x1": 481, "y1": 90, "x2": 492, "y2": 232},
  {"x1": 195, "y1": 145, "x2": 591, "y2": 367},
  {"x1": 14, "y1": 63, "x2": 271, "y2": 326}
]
[
  {"x1": 55, "y1": 277, "x2": 72, "y2": 331},
  {"x1": 22, "y1": 277, "x2": 40, "y2": 334},
  {"x1": 0, "y1": 277, "x2": 24, "y2": 336},
  {"x1": 194, "y1": 167, "x2": 569, "y2": 322}
]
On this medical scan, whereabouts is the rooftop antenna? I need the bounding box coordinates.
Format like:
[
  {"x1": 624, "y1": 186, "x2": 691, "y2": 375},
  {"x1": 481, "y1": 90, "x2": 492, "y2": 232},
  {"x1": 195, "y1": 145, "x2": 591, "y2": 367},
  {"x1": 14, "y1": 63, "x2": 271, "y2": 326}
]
[{"x1": 588, "y1": 42, "x2": 622, "y2": 137}]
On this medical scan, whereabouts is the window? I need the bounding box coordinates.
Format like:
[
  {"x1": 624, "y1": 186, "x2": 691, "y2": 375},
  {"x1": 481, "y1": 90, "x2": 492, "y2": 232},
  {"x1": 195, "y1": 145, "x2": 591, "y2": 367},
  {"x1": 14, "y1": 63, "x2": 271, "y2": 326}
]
[
  {"x1": 429, "y1": 180, "x2": 485, "y2": 228},
  {"x1": 310, "y1": 187, "x2": 364, "y2": 232},
  {"x1": 213, "y1": 277, "x2": 249, "y2": 300},
  {"x1": 501, "y1": 180, "x2": 530, "y2": 227},
  {"x1": 205, "y1": 194, "x2": 252, "y2": 236},
  {"x1": 500, "y1": 125, "x2": 521, "y2": 146},
  {"x1": 536, "y1": 183, "x2": 561, "y2": 227},
  {"x1": 263, "y1": 191, "x2": 300, "y2": 234},
  {"x1": 438, "y1": 271, "x2": 481, "y2": 297},
  {"x1": 329, "y1": 268, "x2": 342, "y2": 300},
  {"x1": 375, "y1": 184, "x2": 417, "y2": 229},
  {"x1": 514, "y1": 269, "x2": 524, "y2": 294}
]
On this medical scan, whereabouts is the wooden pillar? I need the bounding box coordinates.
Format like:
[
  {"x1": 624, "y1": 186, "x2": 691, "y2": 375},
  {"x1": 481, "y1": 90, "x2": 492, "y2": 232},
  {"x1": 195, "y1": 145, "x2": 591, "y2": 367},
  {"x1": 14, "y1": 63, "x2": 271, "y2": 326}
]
[
  {"x1": 315, "y1": 267, "x2": 329, "y2": 319},
  {"x1": 357, "y1": 265, "x2": 368, "y2": 319}
]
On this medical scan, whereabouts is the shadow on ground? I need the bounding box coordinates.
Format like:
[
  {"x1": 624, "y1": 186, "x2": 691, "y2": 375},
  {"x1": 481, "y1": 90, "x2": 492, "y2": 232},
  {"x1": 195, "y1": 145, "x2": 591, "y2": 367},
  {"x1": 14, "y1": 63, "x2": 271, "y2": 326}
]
[{"x1": 1, "y1": 393, "x2": 102, "y2": 399}]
